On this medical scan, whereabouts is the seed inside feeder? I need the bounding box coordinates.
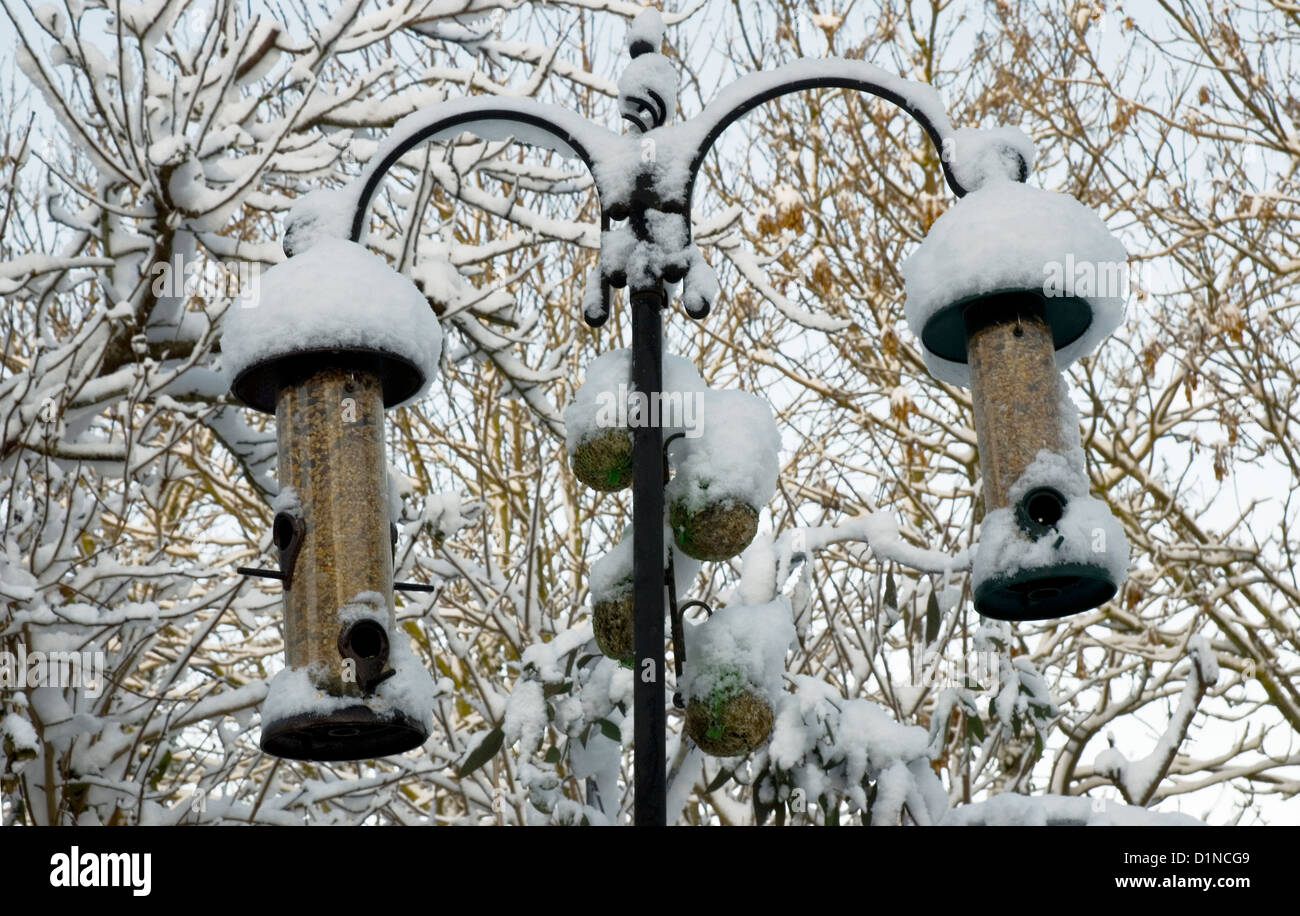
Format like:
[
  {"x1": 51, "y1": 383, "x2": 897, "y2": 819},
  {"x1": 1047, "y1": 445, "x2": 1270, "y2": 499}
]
[
  {"x1": 685, "y1": 687, "x2": 774, "y2": 757},
  {"x1": 592, "y1": 585, "x2": 634, "y2": 665},
  {"x1": 570, "y1": 428, "x2": 634, "y2": 491},
  {"x1": 964, "y1": 298, "x2": 1065, "y2": 513},
  {"x1": 670, "y1": 497, "x2": 759, "y2": 562}
]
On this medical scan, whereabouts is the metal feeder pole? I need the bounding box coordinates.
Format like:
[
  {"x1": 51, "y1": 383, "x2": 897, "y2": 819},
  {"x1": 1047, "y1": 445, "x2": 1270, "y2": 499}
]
[{"x1": 630, "y1": 285, "x2": 667, "y2": 826}]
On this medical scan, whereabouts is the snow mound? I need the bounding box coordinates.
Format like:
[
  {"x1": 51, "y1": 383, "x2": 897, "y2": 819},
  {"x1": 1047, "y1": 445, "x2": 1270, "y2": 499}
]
[
  {"x1": 766, "y1": 675, "x2": 948, "y2": 822},
  {"x1": 1, "y1": 712, "x2": 39, "y2": 757},
  {"x1": 282, "y1": 188, "x2": 353, "y2": 256},
  {"x1": 262, "y1": 643, "x2": 434, "y2": 739},
  {"x1": 681, "y1": 597, "x2": 795, "y2": 704},
  {"x1": 665, "y1": 388, "x2": 781, "y2": 513},
  {"x1": 903, "y1": 181, "x2": 1127, "y2": 387},
  {"x1": 221, "y1": 237, "x2": 442, "y2": 408},
  {"x1": 941, "y1": 793, "x2": 1203, "y2": 826},
  {"x1": 589, "y1": 525, "x2": 700, "y2": 600},
  {"x1": 947, "y1": 127, "x2": 1034, "y2": 192},
  {"x1": 627, "y1": 7, "x2": 665, "y2": 52}
]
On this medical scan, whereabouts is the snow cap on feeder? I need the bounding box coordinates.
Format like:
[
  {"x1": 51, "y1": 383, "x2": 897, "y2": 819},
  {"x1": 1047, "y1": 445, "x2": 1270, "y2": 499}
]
[
  {"x1": 901, "y1": 136, "x2": 1125, "y2": 389},
  {"x1": 902, "y1": 142, "x2": 1129, "y2": 620},
  {"x1": 219, "y1": 201, "x2": 441, "y2": 760},
  {"x1": 222, "y1": 196, "x2": 443, "y2": 414}
]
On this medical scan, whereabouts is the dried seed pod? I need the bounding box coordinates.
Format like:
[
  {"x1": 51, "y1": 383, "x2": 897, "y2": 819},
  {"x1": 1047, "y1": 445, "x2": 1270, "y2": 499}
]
[
  {"x1": 570, "y1": 427, "x2": 635, "y2": 491},
  {"x1": 669, "y1": 497, "x2": 759, "y2": 562}
]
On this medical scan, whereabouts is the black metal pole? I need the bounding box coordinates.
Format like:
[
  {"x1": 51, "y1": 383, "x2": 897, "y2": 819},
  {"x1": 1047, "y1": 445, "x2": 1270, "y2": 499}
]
[{"x1": 630, "y1": 284, "x2": 666, "y2": 827}]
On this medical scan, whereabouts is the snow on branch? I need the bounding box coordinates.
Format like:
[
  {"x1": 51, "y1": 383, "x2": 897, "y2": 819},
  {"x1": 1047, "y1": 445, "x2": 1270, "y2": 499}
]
[
  {"x1": 737, "y1": 513, "x2": 969, "y2": 607},
  {"x1": 941, "y1": 793, "x2": 1202, "y2": 826},
  {"x1": 1094, "y1": 635, "x2": 1220, "y2": 806}
]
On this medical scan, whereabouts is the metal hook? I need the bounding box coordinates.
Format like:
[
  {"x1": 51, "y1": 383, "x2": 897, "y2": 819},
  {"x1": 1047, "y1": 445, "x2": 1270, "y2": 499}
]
[
  {"x1": 665, "y1": 548, "x2": 686, "y2": 709},
  {"x1": 670, "y1": 599, "x2": 713, "y2": 710},
  {"x1": 677, "y1": 600, "x2": 713, "y2": 619}
]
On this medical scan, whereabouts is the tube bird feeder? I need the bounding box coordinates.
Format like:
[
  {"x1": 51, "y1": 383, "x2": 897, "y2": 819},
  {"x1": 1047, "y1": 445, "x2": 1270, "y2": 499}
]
[
  {"x1": 904, "y1": 171, "x2": 1129, "y2": 620},
  {"x1": 222, "y1": 210, "x2": 441, "y2": 760}
]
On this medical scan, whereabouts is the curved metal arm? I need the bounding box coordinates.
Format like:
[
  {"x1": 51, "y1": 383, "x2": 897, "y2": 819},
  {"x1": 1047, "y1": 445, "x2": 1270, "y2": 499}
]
[
  {"x1": 346, "y1": 98, "x2": 618, "y2": 243},
  {"x1": 673, "y1": 59, "x2": 979, "y2": 227}
]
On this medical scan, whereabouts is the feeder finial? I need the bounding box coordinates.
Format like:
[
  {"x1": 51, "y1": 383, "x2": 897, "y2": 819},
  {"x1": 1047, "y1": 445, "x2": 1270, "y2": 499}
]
[
  {"x1": 619, "y1": 8, "x2": 675, "y2": 131},
  {"x1": 627, "y1": 7, "x2": 665, "y2": 57},
  {"x1": 947, "y1": 127, "x2": 1035, "y2": 194}
]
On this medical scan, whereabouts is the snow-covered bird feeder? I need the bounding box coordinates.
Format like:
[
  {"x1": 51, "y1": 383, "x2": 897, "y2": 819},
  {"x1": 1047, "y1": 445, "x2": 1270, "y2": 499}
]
[
  {"x1": 589, "y1": 525, "x2": 700, "y2": 666},
  {"x1": 564, "y1": 349, "x2": 706, "y2": 492},
  {"x1": 903, "y1": 155, "x2": 1129, "y2": 620},
  {"x1": 681, "y1": 598, "x2": 794, "y2": 757},
  {"x1": 666, "y1": 389, "x2": 780, "y2": 562},
  {"x1": 222, "y1": 205, "x2": 441, "y2": 760}
]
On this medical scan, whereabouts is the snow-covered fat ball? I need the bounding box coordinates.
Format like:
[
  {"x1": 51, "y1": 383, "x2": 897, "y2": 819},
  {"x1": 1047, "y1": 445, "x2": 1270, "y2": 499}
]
[
  {"x1": 593, "y1": 588, "x2": 634, "y2": 664},
  {"x1": 563, "y1": 348, "x2": 707, "y2": 491},
  {"x1": 589, "y1": 531, "x2": 636, "y2": 663},
  {"x1": 902, "y1": 180, "x2": 1127, "y2": 387},
  {"x1": 571, "y1": 428, "x2": 635, "y2": 492},
  {"x1": 666, "y1": 389, "x2": 781, "y2": 561},
  {"x1": 221, "y1": 237, "x2": 442, "y2": 409},
  {"x1": 589, "y1": 526, "x2": 701, "y2": 664},
  {"x1": 682, "y1": 598, "x2": 795, "y2": 757}
]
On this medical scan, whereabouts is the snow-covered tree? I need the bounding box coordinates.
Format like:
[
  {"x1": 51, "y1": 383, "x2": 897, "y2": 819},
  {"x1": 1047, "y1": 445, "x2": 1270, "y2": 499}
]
[{"x1": 0, "y1": 0, "x2": 1294, "y2": 826}]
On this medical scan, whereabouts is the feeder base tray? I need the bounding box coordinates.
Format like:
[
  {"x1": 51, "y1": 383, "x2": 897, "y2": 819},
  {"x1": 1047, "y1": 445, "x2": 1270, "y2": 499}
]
[
  {"x1": 974, "y1": 561, "x2": 1116, "y2": 621},
  {"x1": 261, "y1": 705, "x2": 428, "y2": 761}
]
